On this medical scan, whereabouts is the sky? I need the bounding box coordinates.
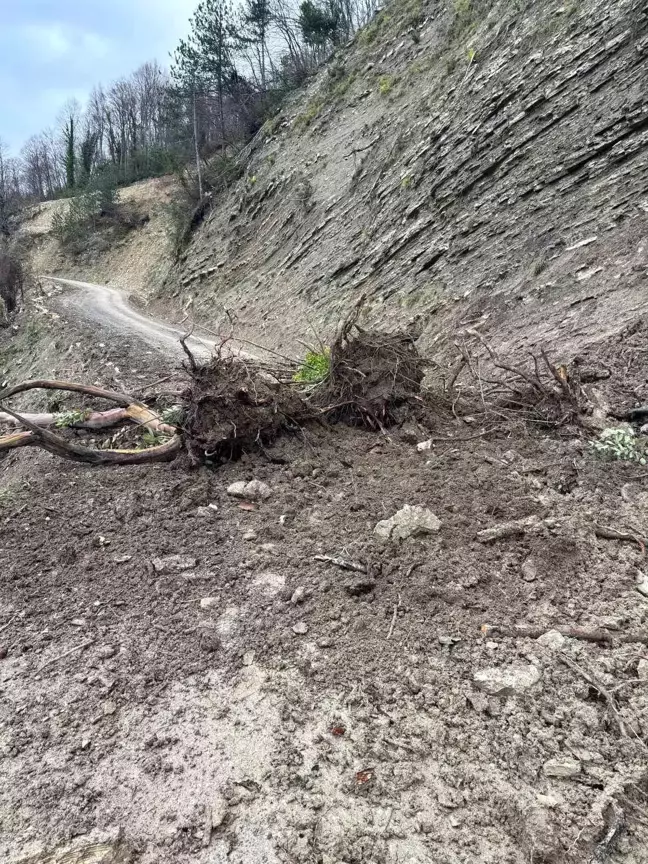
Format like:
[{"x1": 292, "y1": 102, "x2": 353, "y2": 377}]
[{"x1": 0, "y1": 0, "x2": 196, "y2": 155}]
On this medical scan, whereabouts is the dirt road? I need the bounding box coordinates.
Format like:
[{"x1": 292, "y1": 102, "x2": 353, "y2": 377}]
[{"x1": 45, "y1": 276, "x2": 219, "y2": 360}]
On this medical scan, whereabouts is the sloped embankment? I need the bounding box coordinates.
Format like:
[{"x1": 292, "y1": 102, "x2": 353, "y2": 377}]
[{"x1": 169, "y1": 0, "x2": 648, "y2": 364}]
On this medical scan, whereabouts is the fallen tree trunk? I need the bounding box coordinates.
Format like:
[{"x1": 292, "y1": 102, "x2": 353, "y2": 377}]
[
  {"x1": 0, "y1": 379, "x2": 181, "y2": 466},
  {"x1": 0, "y1": 406, "x2": 181, "y2": 464}
]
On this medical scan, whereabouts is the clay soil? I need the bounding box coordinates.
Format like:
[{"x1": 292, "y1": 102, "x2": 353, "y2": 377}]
[{"x1": 2, "y1": 318, "x2": 648, "y2": 864}]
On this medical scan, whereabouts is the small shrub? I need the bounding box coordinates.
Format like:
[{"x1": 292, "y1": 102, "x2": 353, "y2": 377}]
[
  {"x1": 55, "y1": 409, "x2": 89, "y2": 428},
  {"x1": 294, "y1": 348, "x2": 331, "y2": 385},
  {"x1": 591, "y1": 428, "x2": 646, "y2": 464},
  {"x1": 378, "y1": 75, "x2": 396, "y2": 95},
  {"x1": 0, "y1": 245, "x2": 24, "y2": 319},
  {"x1": 165, "y1": 154, "x2": 242, "y2": 258},
  {"x1": 294, "y1": 98, "x2": 324, "y2": 131},
  {"x1": 51, "y1": 167, "x2": 121, "y2": 252},
  {"x1": 451, "y1": 0, "x2": 477, "y2": 37},
  {"x1": 400, "y1": 174, "x2": 413, "y2": 189}
]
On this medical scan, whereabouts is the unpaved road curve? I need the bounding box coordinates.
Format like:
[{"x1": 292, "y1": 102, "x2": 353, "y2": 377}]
[{"x1": 44, "y1": 276, "x2": 219, "y2": 359}]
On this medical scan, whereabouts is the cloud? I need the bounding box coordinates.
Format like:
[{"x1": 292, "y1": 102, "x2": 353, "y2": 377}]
[{"x1": 17, "y1": 22, "x2": 112, "y2": 62}]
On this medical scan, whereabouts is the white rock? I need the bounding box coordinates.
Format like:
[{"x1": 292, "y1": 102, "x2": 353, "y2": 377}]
[
  {"x1": 637, "y1": 577, "x2": 648, "y2": 597},
  {"x1": 536, "y1": 629, "x2": 565, "y2": 651},
  {"x1": 196, "y1": 505, "x2": 218, "y2": 518},
  {"x1": 292, "y1": 622, "x2": 309, "y2": 635},
  {"x1": 242, "y1": 651, "x2": 255, "y2": 666},
  {"x1": 227, "y1": 481, "x2": 249, "y2": 498},
  {"x1": 152, "y1": 555, "x2": 197, "y2": 573},
  {"x1": 521, "y1": 558, "x2": 538, "y2": 582},
  {"x1": 638, "y1": 659, "x2": 648, "y2": 680},
  {"x1": 473, "y1": 664, "x2": 542, "y2": 696},
  {"x1": 291, "y1": 587, "x2": 306, "y2": 605},
  {"x1": 200, "y1": 597, "x2": 219, "y2": 610},
  {"x1": 537, "y1": 792, "x2": 562, "y2": 809},
  {"x1": 245, "y1": 479, "x2": 272, "y2": 500},
  {"x1": 227, "y1": 480, "x2": 271, "y2": 501},
  {"x1": 416, "y1": 439, "x2": 433, "y2": 452},
  {"x1": 374, "y1": 505, "x2": 441, "y2": 541},
  {"x1": 543, "y1": 758, "x2": 581, "y2": 778}
]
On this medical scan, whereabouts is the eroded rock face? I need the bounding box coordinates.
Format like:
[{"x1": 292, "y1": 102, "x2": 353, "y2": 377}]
[{"x1": 176, "y1": 0, "x2": 648, "y2": 364}]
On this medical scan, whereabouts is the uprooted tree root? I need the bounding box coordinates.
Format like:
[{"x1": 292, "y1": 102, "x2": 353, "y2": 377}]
[
  {"x1": 309, "y1": 304, "x2": 428, "y2": 429},
  {"x1": 184, "y1": 353, "x2": 308, "y2": 464},
  {"x1": 452, "y1": 331, "x2": 588, "y2": 429},
  {"x1": 0, "y1": 311, "x2": 441, "y2": 469}
]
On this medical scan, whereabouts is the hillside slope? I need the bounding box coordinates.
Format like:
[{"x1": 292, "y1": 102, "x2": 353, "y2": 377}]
[
  {"x1": 21, "y1": 177, "x2": 175, "y2": 299},
  {"x1": 166, "y1": 0, "x2": 648, "y2": 362}
]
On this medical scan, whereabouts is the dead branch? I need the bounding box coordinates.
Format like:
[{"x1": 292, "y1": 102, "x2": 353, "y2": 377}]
[
  {"x1": 0, "y1": 379, "x2": 138, "y2": 408},
  {"x1": 0, "y1": 404, "x2": 181, "y2": 465},
  {"x1": 485, "y1": 624, "x2": 648, "y2": 645},
  {"x1": 595, "y1": 524, "x2": 646, "y2": 557},
  {"x1": 314, "y1": 554, "x2": 367, "y2": 573},
  {"x1": 557, "y1": 651, "x2": 630, "y2": 739},
  {"x1": 180, "y1": 333, "x2": 198, "y2": 373},
  {"x1": 0, "y1": 429, "x2": 33, "y2": 450}
]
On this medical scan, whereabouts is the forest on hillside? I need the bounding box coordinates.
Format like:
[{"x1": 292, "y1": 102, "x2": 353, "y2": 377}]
[{"x1": 0, "y1": 0, "x2": 378, "y2": 235}]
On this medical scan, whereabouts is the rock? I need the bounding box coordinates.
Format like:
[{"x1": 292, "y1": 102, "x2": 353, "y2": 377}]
[
  {"x1": 200, "y1": 597, "x2": 219, "y2": 610},
  {"x1": 113, "y1": 554, "x2": 132, "y2": 563},
  {"x1": 344, "y1": 577, "x2": 377, "y2": 596},
  {"x1": 292, "y1": 622, "x2": 309, "y2": 635},
  {"x1": 228, "y1": 480, "x2": 271, "y2": 501},
  {"x1": 196, "y1": 505, "x2": 219, "y2": 518},
  {"x1": 473, "y1": 664, "x2": 542, "y2": 696},
  {"x1": 291, "y1": 587, "x2": 306, "y2": 604},
  {"x1": 242, "y1": 651, "x2": 255, "y2": 666},
  {"x1": 599, "y1": 616, "x2": 623, "y2": 631},
  {"x1": 536, "y1": 629, "x2": 565, "y2": 651},
  {"x1": 521, "y1": 558, "x2": 538, "y2": 582},
  {"x1": 290, "y1": 459, "x2": 315, "y2": 478},
  {"x1": 374, "y1": 505, "x2": 441, "y2": 541},
  {"x1": 227, "y1": 481, "x2": 249, "y2": 498},
  {"x1": 636, "y1": 575, "x2": 648, "y2": 597},
  {"x1": 638, "y1": 659, "x2": 648, "y2": 680},
  {"x1": 537, "y1": 792, "x2": 562, "y2": 809},
  {"x1": 543, "y1": 758, "x2": 581, "y2": 778},
  {"x1": 416, "y1": 439, "x2": 433, "y2": 452},
  {"x1": 243, "y1": 530, "x2": 257, "y2": 541},
  {"x1": 211, "y1": 795, "x2": 228, "y2": 830},
  {"x1": 246, "y1": 479, "x2": 272, "y2": 500},
  {"x1": 102, "y1": 700, "x2": 117, "y2": 717},
  {"x1": 152, "y1": 555, "x2": 197, "y2": 574},
  {"x1": 97, "y1": 645, "x2": 117, "y2": 660}
]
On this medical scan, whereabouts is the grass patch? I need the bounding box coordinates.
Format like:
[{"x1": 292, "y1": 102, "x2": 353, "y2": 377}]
[
  {"x1": 294, "y1": 98, "x2": 324, "y2": 132},
  {"x1": 294, "y1": 348, "x2": 331, "y2": 385},
  {"x1": 378, "y1": 75, "x2": 396, "y2": 96}
]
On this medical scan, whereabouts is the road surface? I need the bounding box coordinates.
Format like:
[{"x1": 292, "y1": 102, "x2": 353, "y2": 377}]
[{"x1": 43, "y1": 276, "x2": 219, "y2": 360}]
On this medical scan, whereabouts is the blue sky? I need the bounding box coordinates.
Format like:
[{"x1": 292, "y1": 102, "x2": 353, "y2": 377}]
[{"x1": 0, "y1": 0, "x2": 196, "y2": 154}]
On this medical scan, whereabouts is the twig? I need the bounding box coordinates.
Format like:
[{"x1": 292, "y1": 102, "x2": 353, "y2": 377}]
[
  {"x1": 386, "y1": 594, "x2": 402, "y2": 640},
  {"x1": 557, "y1": 651, "x2": 629, "y2": 739},
  {"x1": 487, "y1": 623, "x2": 648, "y2": 645},
  {"x1": 314, "y1": 555, "x2": 367, "y2": 573},
  {"x1": 180, "y1": 331, "x2": 198, "y2": 372},
  {"x1": 36, "y1": 639, "x2": 94, "y2": 672},
  {"x1": 590, "y1": 803, "x2": 624, "y2": 863},
  {"x1": 595, "y1": 524, "x2": 646, "y2": 558},
  {"x1": 0, "y1": 615, "x2": 17, "y2": 635}
]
